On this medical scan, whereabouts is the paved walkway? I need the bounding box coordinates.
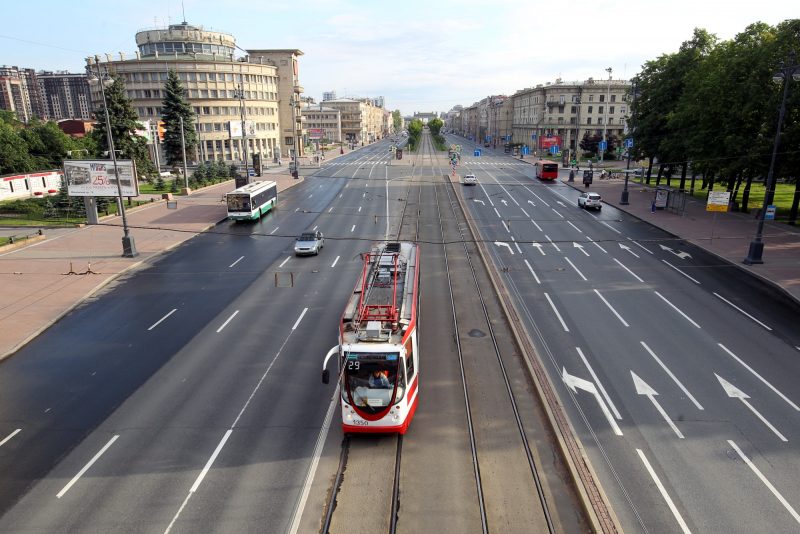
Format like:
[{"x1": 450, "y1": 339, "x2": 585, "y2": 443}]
[
  {"x1": 0, "y1": 144, "x2": 364, "y2": 360},
  {"x1": 558, "y1": 172, "x2": 800, "y2": 302}
]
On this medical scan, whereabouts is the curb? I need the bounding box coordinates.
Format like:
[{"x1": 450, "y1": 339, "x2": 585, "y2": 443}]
[
  {"x1": 0, "y1": 233, "x2": 46, "y2": 253},
  {"x1": 450, "y1": 176, "x2": 622, "y2": 533}
]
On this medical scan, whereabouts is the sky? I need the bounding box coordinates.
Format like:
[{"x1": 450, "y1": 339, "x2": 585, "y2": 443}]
[{"x1": 1, "y1": 0, "x2": 796, "y2": 115}]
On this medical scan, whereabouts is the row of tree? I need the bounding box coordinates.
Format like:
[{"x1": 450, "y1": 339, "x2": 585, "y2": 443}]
[
  {"x1": 407, "y1": 118, "x2": 423, "y2": 150},
  {"x1": 629, "y1": 20, "x2": 800, "y2": 222}
]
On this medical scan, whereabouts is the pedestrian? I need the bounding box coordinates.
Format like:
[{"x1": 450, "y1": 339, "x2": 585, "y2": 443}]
[
  {"x1": 569, "y1": 169, "x2": 575, "y2": 182},
  {"x1": 651, "y1": 200, "x2": 656, "y2": 213}
]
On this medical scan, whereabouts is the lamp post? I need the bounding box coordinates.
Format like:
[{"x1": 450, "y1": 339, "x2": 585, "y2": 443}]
[
  {"x1": 290, "y1": 95, "x2": 300, "y2": 179},
  {"x1": 179, "y1": 116, "x2": 189, "y2": 190},
  {"x1": 234, "y1": 84, "x2": 250, "y2": 181},
  {"x1": 572, "y1": 95, "x2": 581, "y2": 176},
  {"x1": 600, "y1": 67, "x2": 612, "y2": 164},
  {"x1": 744, "y1": 52, "x2": 800, "y2": 265},
  {"x1": 88, "y1": 56, "x2": 137, "y2": 258},
  {"x1": 621, "y1": 81, "x2": 640, "y2": 205}
]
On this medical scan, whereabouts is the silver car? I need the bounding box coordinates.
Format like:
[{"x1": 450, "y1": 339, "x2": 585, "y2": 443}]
[
  {"x1": 294, "y1": 231, "x2": 324, "y2": 255},
  {"x1": 578, "y1": 192, "x2": 602, "y2": 210}
]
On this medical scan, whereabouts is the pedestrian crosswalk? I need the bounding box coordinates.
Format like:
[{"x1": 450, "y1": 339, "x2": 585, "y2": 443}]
[{"x1": 321, "y1": 160, "x2": 530, "y2": 166}]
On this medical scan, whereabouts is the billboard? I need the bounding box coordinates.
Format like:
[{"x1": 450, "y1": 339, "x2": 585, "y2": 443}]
[
  {"x1": 63, "y1": 160, "x2": 139, "y2": 197},
  {"x1": 308, "y1": 128, "x2": 324, "y2": 140},
  {"x1": 229, "y1": 120, "x2": 256, "y2": 138},
  {"x1": 539, "y1": 135, "x2": 562, "y2": 150}
]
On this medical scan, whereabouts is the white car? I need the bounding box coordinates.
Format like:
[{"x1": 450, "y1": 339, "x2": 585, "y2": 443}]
[
  {"x1": 462, "y1": 174, "x2": 477, "y2": 186},
  {"x1": 294, "y1": 231, "x2": 324, "y2": 255},
  {"x1": 578, "y1": 192, "x2": 602, "y2": 210}
]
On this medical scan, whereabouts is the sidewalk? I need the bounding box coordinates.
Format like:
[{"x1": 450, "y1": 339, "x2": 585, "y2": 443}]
[{"x1": 559, "y1": 173, "x2": 800, "y2": 302}]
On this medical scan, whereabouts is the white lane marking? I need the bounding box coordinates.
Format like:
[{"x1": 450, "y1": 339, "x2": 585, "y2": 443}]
[
  {"x1": 328, "y1": 207, "x2": 334, "y2": 213},
  {"x1": 716, "y1": 374, "x2": 787, "y2": 441},
  {"x1": 601, "y1": 221, "x2": 623, "y2": 235},
  {"x1": 654, "y1": 291, "x2": 700, "y2": 328},
  {"x1": 531, "y1": 219, "x2": 543, "y2": 232},
  {"x1": 567, "y1": 221, "x2": 583, "y2": 233},
  {"x1": 640, "y1": 341, "x2": 704, "y2": 410},
  {"x1": 216, "y1": 310, "x2": 239, "y2": 333},
  {"x1": 551, "y1": 207, "x2": 565, "y2": 219},
  {"x1": 524, "y1": 259, "x2": 541, "y2": 284},
  {"x1": 279, "y1": 256, "x2": 291, "y2": 268},
  {"x1": 636, "y1": 449, "x2": 692, "y2": 533},
  {"x1": 229, "y1": 256, "x2": 244, "y2": 268},
  {"x1": 576, "y1": 347, "x2": 622, "y2": 420},
  {"x1": 531, "y1": 242, "x2": 545, "y2": 255},
  {"x1": 520, "y1": 207, "x2": 530, "y2": 217},
  {"x1": 587, "y1": 236, "x2": 608, "y2": 253},
  {"x1": 270, "y1": 227, "x2": 279, "y2": 235},
  {"x1": 619, "y1": 243, "x2": 640, "y2": 258},
  {"x1": 529, "y1": 190, "x2": 549, "y2": 207},
  {"x1": 57, "y1": 435, "x2": 119, "y2": 498},
  {"x1": 565, "y1": 257, "x2": 587, "y2": 281},
  {"x1": 288, "y1": 385, "x2": 340, "y2": 534},
  {"x1": 350, "y1": 224, "x2": 356, "y2": 233},
  {"x1": 544, "y1": 235, "x2": 561, "y2": 252},
  {"x1": 362, "y1": 192, "x2": 366, "y2": 198},
  {"x1": 313, "y1": 226, "x2": 318, "y2": 231},
  {"x1": 594, "y1": 289, "x2": 629, "y2": 327},
  {"x1": 632, "y1": 372, "x2": 684, "y2": 438},
  {"x1": 613, "y1": 257, "x2": 645, "y2": 283},
  {"x1": 0, "y1": 428, "x2": 21, "y2": 448},
  {"x1": 713, "y1": 292, "x2": 772, "y2": 331},
  {"x1": 292, "y1": 308, "x2": 309, "y2": 330},
  {"x1": 562, "y1": 368, "x2": 622, "y2": 436},
  {"x1": 512, "y1": 237, "x2": 523, "y2": 254},
  {"x1": 331, "y1": 255, "x2": 340, "y2": 268},
  {"x1": 629, "y1": 238, "x2": 654, "y2": 254},
  {"x1": 550, "y1": 189, "x2": 572, "y2": 203},
  {"x1": 728, "y1": 440, "x2": 800, "y2": 525},
  {"x1": 662, "y1": 259, "x2": 700, "y2": 284},
  {"x1": 544, "y1": 293, "x2": 569, "y2": 332},
  {"x1": 309, "y1": 194, "x2": 313, "y2": 198},
  {"x1": 148, "y1": 309, "x2": 177, "y2": 331},
  {"x1": 190, "y1": 430, "x2": 232, "y2": 493},
  {"x1": 717, "y1": 343, "x2": 799, "y2": 411},
  {"x1": 358, "y1": 206, "x2": 362, "y2": 212},
  {"x1": 295, "y1": 208, "x2": 299, "y2": 212},
  {"x1": 501, "y1": 220, "x2": 510, "y2": 233},
  {"x1": 493, "y1": 207, "x2": 502, "y2": 218}
]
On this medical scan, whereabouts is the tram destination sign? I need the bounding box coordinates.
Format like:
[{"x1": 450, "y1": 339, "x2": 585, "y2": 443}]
[{"x1": 63, "y1": 160, "x2": 139, "y2": 197}]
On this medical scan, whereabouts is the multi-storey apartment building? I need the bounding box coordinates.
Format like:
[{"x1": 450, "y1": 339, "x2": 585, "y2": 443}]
[
  {"x1": 323, "y1": 98, "x2": 386, "y2": 144},
  {"x1": 301, "y1": 103, "x2": 342, "y2": 143},
  {"x1": 87, "y1": 22, "x2": 297, "y2": 164},
  {"x1": 0, "y1": 66, "x2": 43, "y2": 122},
  {"x1": 37, "y1": 71, "x2": 92, "y2": 120}
]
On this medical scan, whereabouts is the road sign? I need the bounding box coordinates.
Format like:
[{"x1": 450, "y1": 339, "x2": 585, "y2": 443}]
[
  {"x1": 531, "y1": 134, "x2": 537, "y2": 140},
  {"x1": 474, "y1": 149, "x2": 481, "y2": 157},
  {"x1": 706, "y1": 191, "x2": 730, "y2": 212},
  {"x1": 521, "y1": 146, "x2": 530, "y2": 155},
  {"x1": 765, "y1": 205, "x2": 776, "y2": 220},
  {"x1": 624, "y1": 138, "x2": 634, "y2": 149},
  {"x1": 248, "y1": 169, "x2": 256, "y2": 177},
  {"x1": 549, "y1": 145, "x2": 560, "y2": 155},
  {"x1": 599, "y1": 140, "x2": 608, "y2": 151},
  {"x1": 485, "y1": 135, "x2": 492, "y2": 142}
]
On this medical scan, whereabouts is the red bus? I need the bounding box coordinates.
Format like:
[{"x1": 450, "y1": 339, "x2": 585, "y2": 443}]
[{"x1": 535, "y1": 160, "x2": 559, "y2": 180}]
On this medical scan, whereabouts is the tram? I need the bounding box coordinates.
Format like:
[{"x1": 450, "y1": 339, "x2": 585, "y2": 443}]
[{"x1": 322, "y1": 242, "x2": 420, "y2": 434}]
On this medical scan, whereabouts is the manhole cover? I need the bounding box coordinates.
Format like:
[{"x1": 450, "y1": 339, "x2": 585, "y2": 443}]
[{"x1": 468, "y1": 329, "x2": 486, "y2": 338}]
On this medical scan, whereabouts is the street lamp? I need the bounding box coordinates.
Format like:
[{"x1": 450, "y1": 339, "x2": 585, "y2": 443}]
[
  {"x1": 234, "y1": 84, "x2": 250, "y2": 181},
  {"x1": 289, "y1": 95, "x2": 300, "y2": 178},
  {"x1": 87, "y1": 56, "x2": 137, "y2": 258},
  {"x1": 571, "y1": 95, "x2": 581, "y2": 179},
  {"x1": 744, "y1": 52, "x2": 800, "y2": 265},
  {"x1": 621, "y1": 81, "x2": 641, "y2": 205},
  {"x1": 601, "y1": 67, "x2": 612, "y2": 164}
]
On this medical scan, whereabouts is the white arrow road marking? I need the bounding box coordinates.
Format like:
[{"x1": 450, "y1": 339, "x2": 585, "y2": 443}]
[
  {"x1": 544, "y1": 235, "x2": 561, "y2": 252},
  {"x1": 57, "y1": 435, "x2": 119, "y2": 498},
  {"x1": 562, "y1": 368, "x2": 623, "y2": 436},
  {"x1": 613, "y1": 257, "x2": 645, "y2": 283},
  {"x1": 531, "y1": 242, "x2": 546, "y2": 256},
  {"x1": 727, "y1": 440, "x2": 800, "y2": 525},
  {"x1": 587, "y1": 236, "x2": 607, "y2": 253},
  {"x1": 565, "y1": 257, "x2": 587, "y2": 281},
  {"x1": 556, "y1": 200, "x2": 566, "y2": 207},
  {"x1": 524, "y1": 259, "x2": 541, "y2": 284},
  {"x1": 573, "y1": 242, "x2": 590, "y2": 256},
  {"x1": 501, "y1": 199, "x2": 508, "y2": 206},
  {"x1": 716, "y1": 374, "x2": 787, "y2": 442},
  {"x1": 632, "y1": 371, "x2": 684, "y2": 438},
  {"x1": 494, "y1": 241, "x2": 514, "y2": 254},
  {"x1": 654, "y1": 291, "x2": 700, "y2": 328},
  {"x1": 0, "y1": 428, "x2": 21, "y2": 448},
  {"x1": 662, "y1": 259, "x2": 701, "y2": 284},
  {"x1": 576, "y1": 347, "x2": 622, "y2": 420},
  {"x1": 717, "y1": 343, "x2": 799, "y2": 410},
  {"x1": 619, "y1": 243, "x2": 640, "y2": 258},
  {"x1": 713, "y1": 292, "x2": 772, "y2": 331},
  {"x1": 659, "y1": 244, "x2": 692, "y2": 260},
  {"x1": 594, "y1": 289, "x2": 629, "y2": 327},
  {"x1": 545, "y1": 293, "x2": 569, "y2": 331},
  {"x1": 640, "y1": 341, "x2": 704, "y2": 410},
  {"x1": 527, "y1": 199, "x2": 536, "y2": 207},
  {"x1": 472, "y1": 199, "x2": 485, "y2": 205},
  {"x1": 636, "y1": 449, "x2": 692, "y2": 533}
]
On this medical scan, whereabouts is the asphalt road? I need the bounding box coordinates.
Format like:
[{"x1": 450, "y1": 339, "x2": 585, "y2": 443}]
[{"x1": 450, "y1": 134, "x2": 800, "y2": 533}]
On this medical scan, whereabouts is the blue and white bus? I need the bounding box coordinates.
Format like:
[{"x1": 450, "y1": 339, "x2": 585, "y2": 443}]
[{"x1": 226, "y1": 180, "x2": 277, "y2": 221}]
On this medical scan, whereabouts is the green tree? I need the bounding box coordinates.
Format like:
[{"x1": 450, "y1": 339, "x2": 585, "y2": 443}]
[
  {"x1": 20, "y1": 119, "x2": 81, "y2": 170},
  {"x1": 428, "y1": 117, "x2": 444, "y2": 136},
  {"x1": 161, "y1": 69, "x2": 198, "y2": 167},
  {"x1": 392, "y1": 109, "x2": 402, "y2": 131},
  {"x1": 0, "y1": 120, "x2": 35, "y2": 174},
  {"x1": 90, "y1": 74, "x2": 157, "y2": 181}
]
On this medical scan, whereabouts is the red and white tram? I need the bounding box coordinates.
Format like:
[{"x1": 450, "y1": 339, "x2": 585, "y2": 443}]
[{"x1": 322, "y1": 242, "x2": 420, "y2": 434}]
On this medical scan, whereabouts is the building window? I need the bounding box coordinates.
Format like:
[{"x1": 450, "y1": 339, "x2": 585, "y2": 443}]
[
  {"x1": 608, "y1": 118, "x2": 614, "y2": 125},
  {"x1": 588, "y1": 95, "x2": 594, "y2": 102},
  {"x1": 588, "y1": 106, "x2": 593, "y2": 113},
  {"x1": 609, "y1": 106, "x2": 615, "y2": 114},
  {"x1": 611, "y1": 95, "x2": 616, "y2": 102},
  {"x1": 597, "y1": 117, "x2": 603, "y2": 125},
  {"x1": 598, "y1": 106, "x2": 604, "y2": 114},
  {"x1": 587, "y1": 117, "x2": 592, "y2": 125},
  {"x1": 621, "y1": 106, "x2": 626, "y2": 115}
]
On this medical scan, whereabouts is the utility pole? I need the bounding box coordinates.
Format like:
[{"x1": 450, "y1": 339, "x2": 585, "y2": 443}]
[
  {"x1": 600, "y1": 67, "x2": 612, "y2": 163},
  {"x1": 179, "y1": 116, "x2": 189, "y2": 190},
  {"x1": 574, "y1": 95, "x2": 581, "y2": 169},
  {"x1": 236, "y1": 83, "x2": 250, "y2": 181}
]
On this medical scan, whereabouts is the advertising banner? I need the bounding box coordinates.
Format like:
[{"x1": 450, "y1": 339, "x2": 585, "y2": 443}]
[
  {"x1": 308, "y1": 128, "x2": 324, "y2": 139},
  {"x1": 228, "y1": 120, "x2": 256, "y2": 138},
  {"x1": 539, "y1": 135, "x2": 562, "y2": 149},
  {"x1": 63, "y1": 160, "x2": 139, "y2": 197},
  {"x1": 706, "y1": 191, "x2": 731, "y2": 212}
]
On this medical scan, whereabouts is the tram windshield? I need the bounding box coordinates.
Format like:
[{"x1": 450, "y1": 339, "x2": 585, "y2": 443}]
[
  {"x1": 343, "y1": 351, "x2": 405, "y2": 413},
  {"x1": 227, "y1": 193, "x2": 252, "y2": 212}
]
